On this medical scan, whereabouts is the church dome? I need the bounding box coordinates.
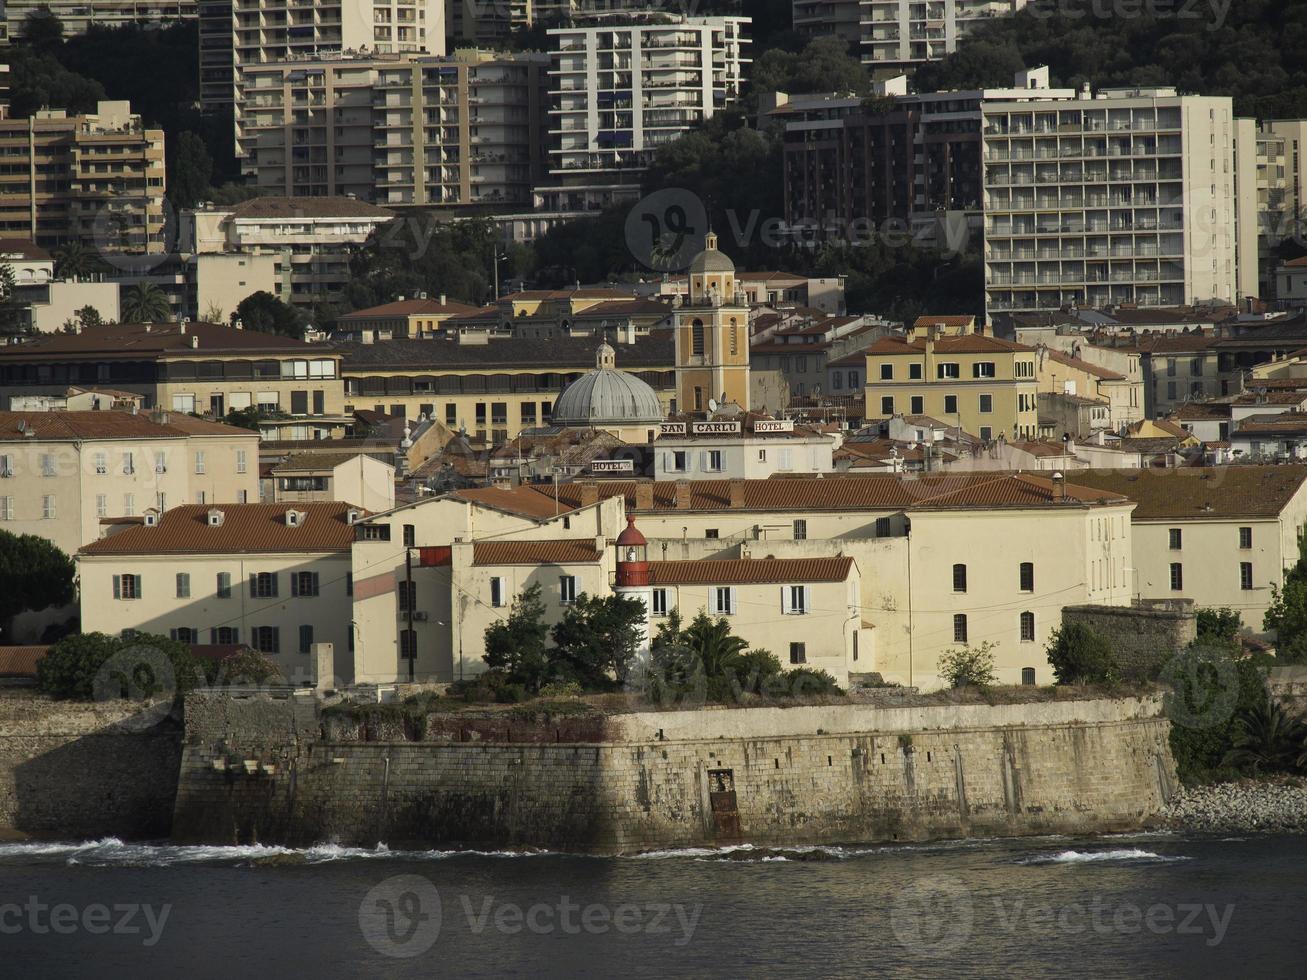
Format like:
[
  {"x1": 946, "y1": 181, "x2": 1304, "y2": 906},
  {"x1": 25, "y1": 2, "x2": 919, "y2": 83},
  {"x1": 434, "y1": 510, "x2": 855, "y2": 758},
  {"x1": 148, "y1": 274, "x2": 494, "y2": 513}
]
[
  {"x1": 552, "y1": 343, "x2": 664, "y2": 427},
  {"x1": 688, "y1": 231, "x2": 735, "y2": 275}
]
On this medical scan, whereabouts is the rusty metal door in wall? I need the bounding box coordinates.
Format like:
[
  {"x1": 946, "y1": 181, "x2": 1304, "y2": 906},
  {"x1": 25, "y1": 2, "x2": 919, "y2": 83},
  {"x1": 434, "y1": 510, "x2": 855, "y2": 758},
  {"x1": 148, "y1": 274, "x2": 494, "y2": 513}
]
[{"x1": 707, "y1": 768, "x2": 741, "y2": 839}]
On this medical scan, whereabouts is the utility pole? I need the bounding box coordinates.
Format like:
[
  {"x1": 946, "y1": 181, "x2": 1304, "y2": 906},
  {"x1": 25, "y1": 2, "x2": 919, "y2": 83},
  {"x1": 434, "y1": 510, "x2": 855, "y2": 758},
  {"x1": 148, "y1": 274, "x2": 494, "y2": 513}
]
[{"x1": 404, "y1": 547, "x2": 415, "y2": 682}]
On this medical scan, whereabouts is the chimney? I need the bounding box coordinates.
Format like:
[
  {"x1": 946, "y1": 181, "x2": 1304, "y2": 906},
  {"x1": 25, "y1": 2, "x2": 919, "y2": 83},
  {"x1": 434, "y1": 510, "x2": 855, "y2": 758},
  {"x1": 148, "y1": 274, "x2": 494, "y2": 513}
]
[
  {"x1": 635, "y1": 481, "x2": 654, "y2": 511},
  {"x1": 579, "y1": 481, "x2": 599, "y2": 507},
  {"x1": 1051, "y1": 471, "x2": 1066, "y2": 502},
  {"x1": 728, "y1": 479, "x2": 745, "y2": 509},
  {"x1": 439, "y1": 293, "x2": 447, "y2": 305},
  {"x1": 674, "y1": 481, "x2": 691, "y2": 509}
]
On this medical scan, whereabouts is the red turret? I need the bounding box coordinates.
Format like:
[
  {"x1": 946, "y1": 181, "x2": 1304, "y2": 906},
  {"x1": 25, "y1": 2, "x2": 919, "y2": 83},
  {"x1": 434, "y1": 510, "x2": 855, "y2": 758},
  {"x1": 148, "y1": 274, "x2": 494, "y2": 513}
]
[{"x1": 615, "y1": 513, "x2": 649, "y2": 587}]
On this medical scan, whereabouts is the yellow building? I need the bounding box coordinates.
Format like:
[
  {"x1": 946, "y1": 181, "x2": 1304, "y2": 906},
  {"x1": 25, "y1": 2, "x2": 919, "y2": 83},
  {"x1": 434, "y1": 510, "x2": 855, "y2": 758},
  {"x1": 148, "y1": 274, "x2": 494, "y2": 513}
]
[
  {"x1": 334, "y1": 297, "x2": 483, "y2": 342},
  {"x1": 673, "y1": 232, "x2": 751, "y2": 413},
  {"x1": 862, "y1": 329, "x2": 1040, "y2": 440}
]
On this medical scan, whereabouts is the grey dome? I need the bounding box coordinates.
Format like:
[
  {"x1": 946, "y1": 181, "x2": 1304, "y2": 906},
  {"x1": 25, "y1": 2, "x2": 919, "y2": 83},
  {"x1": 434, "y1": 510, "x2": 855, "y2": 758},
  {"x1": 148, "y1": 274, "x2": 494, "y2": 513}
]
[
  {"x1": 689, "y1": 238, "x2": 735, "y2": 275},
  {"x1": 553, "y1": 345, "x2": 663, "y2": 427}
]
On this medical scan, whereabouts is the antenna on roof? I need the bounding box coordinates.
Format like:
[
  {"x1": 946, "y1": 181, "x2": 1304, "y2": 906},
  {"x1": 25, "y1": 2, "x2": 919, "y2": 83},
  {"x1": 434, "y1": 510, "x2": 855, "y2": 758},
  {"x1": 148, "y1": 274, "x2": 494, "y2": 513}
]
[{"x1": 707, "y1": 397, "x2": 718, "y2": 414}]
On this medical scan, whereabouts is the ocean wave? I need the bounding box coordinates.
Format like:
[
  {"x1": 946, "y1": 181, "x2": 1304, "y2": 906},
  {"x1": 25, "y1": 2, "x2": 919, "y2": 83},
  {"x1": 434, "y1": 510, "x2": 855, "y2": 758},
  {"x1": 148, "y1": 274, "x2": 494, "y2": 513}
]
[{"x1": 1019, "y1": 848, "x2": 1191, "y2": 865}]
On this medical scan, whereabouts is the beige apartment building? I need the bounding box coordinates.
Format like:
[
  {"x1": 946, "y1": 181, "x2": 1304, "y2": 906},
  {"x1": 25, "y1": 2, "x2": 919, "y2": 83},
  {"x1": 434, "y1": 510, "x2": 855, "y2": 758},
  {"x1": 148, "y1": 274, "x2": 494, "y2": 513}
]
[
  {"x1": 862, "y1": 329, "x2": 1040, "y2": 440},
  {"x1": 0, "y1": 321, "x2": 348, "y2": 441},
  {"x1": 1072, "y1": 466, "x2": 1307, "y2": 628},
  {"x1": 0, "y1": 411, "x2": 260, "y2": 557},
  {"x1": 3, "y1": 0, "x2": 193, "y2": 39},
  {"x1": 0, "y1": 101, "x2": 165, "y2": 252},
  {"x1": 859, "y1": 1, "x2": 1032, "y2": 71},
  {"x1": 268, "y1": 450, "x2": 395, "y2": 512},
  {"x1": 78, "y1": 502, "x2": 360, "y2": 681},
  {"x1": 334, "y1": 297, "x2": 482, "y2": 341},
  {"x1": 983, "y1": 86, "x2": 1243, "y2": 315},
  {"x1": 240, "y1": 50, "x2": 550, "y2": 208}
]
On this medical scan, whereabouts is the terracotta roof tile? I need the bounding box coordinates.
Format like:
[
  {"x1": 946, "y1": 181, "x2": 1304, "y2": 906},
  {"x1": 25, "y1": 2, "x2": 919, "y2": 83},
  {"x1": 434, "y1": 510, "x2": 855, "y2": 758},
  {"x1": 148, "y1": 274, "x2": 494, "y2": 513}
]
[
  {"x1": 472, "y1": 539, "x2": 602, "y2": 565},
  {"x1": 1042, "y1": 348, "x2": 1126, "y2": 380},
  {"x1": 912, "y1": 315, "x2": 975, "y2": 328},
  {"x1": 79, "y1": 502, "x2": 363, "y2": 556},
  {"x1": 0, "y1": 411, "x2": 256, "y2": 442},
  {"x1": 339, "y1": 298, "x2": 481, "y2": 319},
  {"x1": 864, "y1": 334, "x2": 1034, "y2": 356},
  {"x1": 0, "y1": 322, "x2": 335, "y2": 360},
  {"x1": 0, "y1": 646, "x2": 48, "y2": 677},
  {"x1": 1068, "y1": 466, "x2": 1307, "y2": 519},
  {"x1": 648, "y1": 557, "x2": 854, "y2": 585},
  {"x1": 229, "y1": 196, "x2": 395, "y2": 220}
]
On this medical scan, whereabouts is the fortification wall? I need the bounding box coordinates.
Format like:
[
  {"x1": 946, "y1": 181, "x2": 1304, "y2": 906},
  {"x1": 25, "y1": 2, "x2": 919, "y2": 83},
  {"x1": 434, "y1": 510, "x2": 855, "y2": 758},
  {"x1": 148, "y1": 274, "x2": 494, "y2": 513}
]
[
  {"x1": 172, "y1": 694, "x2": 1178, "y2": 853},
  {"x1": 1063, "y1": 600, "x2": 1197, "y2": 678}
]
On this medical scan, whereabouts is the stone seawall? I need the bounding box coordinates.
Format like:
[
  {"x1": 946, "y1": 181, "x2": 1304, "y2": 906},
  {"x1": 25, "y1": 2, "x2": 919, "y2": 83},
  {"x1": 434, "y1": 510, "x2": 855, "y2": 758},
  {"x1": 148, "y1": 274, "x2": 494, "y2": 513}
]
[
  {"x1": 172, "y1": 694, "x2": 1178, "y2": 853},
  {"x1": 0, "y1": 694, "x2": 181, "y2": 840}
]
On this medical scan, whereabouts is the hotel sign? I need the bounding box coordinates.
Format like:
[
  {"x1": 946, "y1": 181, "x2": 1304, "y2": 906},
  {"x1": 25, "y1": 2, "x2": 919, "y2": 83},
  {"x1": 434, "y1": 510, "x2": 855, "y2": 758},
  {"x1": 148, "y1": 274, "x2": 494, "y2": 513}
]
[
  {"x1": 690, "y1": 421, "x2": 741, "y2": 435},
  {"x1": 591, "y1": 459, "x2": 634, "y2": 474},
  {"x1": 752, "y1": 419, "x2": 794, "y2": 433},
  {"x1": 659, "y1": 422, "x2": 687, "y2": 436}
]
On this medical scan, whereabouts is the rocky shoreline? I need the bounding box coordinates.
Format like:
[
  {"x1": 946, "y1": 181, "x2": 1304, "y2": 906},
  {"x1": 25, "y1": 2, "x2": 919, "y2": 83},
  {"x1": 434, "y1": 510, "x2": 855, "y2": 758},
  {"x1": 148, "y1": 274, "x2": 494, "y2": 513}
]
[{"x1": 1164, "y1": 778, "x2": 1307, "y2": 834}]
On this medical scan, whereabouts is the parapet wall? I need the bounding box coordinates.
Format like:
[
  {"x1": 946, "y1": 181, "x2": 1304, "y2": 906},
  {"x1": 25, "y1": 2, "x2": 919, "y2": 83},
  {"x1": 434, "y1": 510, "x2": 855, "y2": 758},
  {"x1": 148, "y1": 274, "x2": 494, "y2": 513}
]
[
  {"x1": 1063, "y1": 600, "x2": 1197, "y2": 679},
  {"x1": 173, "y1": 693, "x2": 1178, "y2": 853}
]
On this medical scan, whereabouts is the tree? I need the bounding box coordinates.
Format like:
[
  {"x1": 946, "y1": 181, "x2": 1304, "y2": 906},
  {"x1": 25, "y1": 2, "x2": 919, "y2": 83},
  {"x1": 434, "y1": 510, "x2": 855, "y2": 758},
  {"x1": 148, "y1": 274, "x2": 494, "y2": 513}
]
[
  {"x1": 36, "y1": 631, "x2": 205, "y2": 702},
  {"x1": 121, "y1": 282, "x2": 171, "y2": 322},
  {"x1": 549, "y1": 592, "x2": 646, "y2": 690},
  {"x1": 221, "y1": 406, "x2": 264, "y2": 430},
  {"x1": 1222, "y1": 701, "x2": 1307, "y2": 776},
  {"x1": 54, "y1": 241, "x2": 105, "y2": 280},
  {"x1": 0, "y1": 264, "x2": 29, "y2": 337},
  {"x1": 168, "y1": 131, "x2": 214, "y2": 210},
  {"x1": 5, "y1": 46, "x2": 105, "y2": 119},
  {"x1": 201, "y1": 301, "x2": 225, "y2": 324},
  {"x1": 345, "y1": 216, "x2": 504, "y2": 311},
  {"x1": 750, "y1": 36, "x2": 869, "y2": 103},
  {"x1": 0, "y1": 530, "x2": 75, "y2": 638},
  {"x1": 1045, "y1": 623, "x2": 1118, "y2": 685},
  {"x1": 1265, "y1": 540, "x2": 1307, "y2": 661},
  {"x1": 234, "y1": 290, "x2": 307, "y2": 339},
  {"x1": 21, "y1": 6, "x2": 65, "y2": 51},
  {"x1": 482, "y1": 584, "x2": 551, "y2": 693},
  {"x1": 1197, "y1": 607, "x2": 1243, "y2": 646},
  {"x1": 938, "y1": 642, "x2": 998, "y2": 689}
]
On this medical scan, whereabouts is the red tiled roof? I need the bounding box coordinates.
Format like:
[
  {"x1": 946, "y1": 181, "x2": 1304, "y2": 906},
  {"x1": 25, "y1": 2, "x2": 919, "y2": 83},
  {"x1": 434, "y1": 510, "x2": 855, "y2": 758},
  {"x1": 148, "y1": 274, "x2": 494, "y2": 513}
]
[
  {"x1": 912, "y1": 315, "x2": 975, "y2": 328},
  {"x1": 864, "y1": 334, "x2": 1034, "y2": 355},
  {"x1": 0, "y1": 322, "x2": 335, "y2": 360},
  {"x1": 1069, "y1": 466, "x2": 1307, "y2": 519},
  {"x1": 0, "y1": 411, "x2": 255, "y2": 441},
  {"x1": 453, "y1": 485, "x2": 573, "y2": 520},
  {"x1": 1042, "y1": 348, "x2": 1125, "y2": 381},
  {"x1": 339, "y1": 298, "x2": 481, "y2": 319},
  {"x1": 79, "y1": 503, "x2": 363, "y2": 555},
  {"x1": 229, "y1": 196, "x2": 395, "y2": 220},
  {"x1": 0, "y1": 239, "x2": 53, "y2": 261},
  {"x1": 648, "y1": 557, "x2": 854, "y2": 585},
  {"x1": 472, "y1": 540, "x2": 602, "y2": 565},
  {"x1": 0, "y1": 646, "x2": 48, "y2": 677}
]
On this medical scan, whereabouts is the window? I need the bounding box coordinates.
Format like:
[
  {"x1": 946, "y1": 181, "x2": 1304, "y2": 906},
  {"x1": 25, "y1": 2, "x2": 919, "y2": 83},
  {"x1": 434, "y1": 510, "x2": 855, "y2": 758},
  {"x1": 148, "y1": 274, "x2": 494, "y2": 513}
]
[
  {"x1": 1168, "y1": 528, "x2": 1182, "y2": 550},
  {"x1": 1240, "y1": 562, "x2": 1253, "y2": 591},
  {"x1": 397, "y1": 580, "x2": 416, "y2": 611},
  {"x1": 403, "y1": 524, "x2": 416, "y2": 547},
  {"x1": 217, "y1": 572, "x2": 232, "y2": 599},
  {"x1": 875, "y1": 516, "x2": 891, "y2": 537},
  {"x1": 880, "y1": 396, "x2": 894, "y2": 415},
  {"x1": 40, "y1": 453, "x2": 55, "y2": 477},
  {"x1": 251, "y1": 572, "x2": 278, "y2": 598},
  {"x1": 910, "y1": 396, "x2": 924, "y2": 414},
  {"x1": 253, "y1": 626, "x2": 280, "y2": 654},
  {"x1": 171, "y1": 627, "x2": 197, "y2": 645},
  {"x1": 1167, "y1": 381, "x2": 1177, "y2": 401},
  {"x1": 783, "y1": 585, "x2": 809, "y2": 615},
  {"x1": 122, "y1": 452, "x2": 135, "y2": 475},
  {"x1": 651, "y1": 588, "x2": 668, "y2": 616},
  {"x1": 944, "y1": 395, "x2": 958, "y2": 415},
  {"x1": 705, "y1": 529, "x2": 719, "y2": 539},
  {"x1": 703, "y1": 450, "x2": 723, "y2": 472},
  {"x1": 96, "y1": 494, "x2": 107, "y2": 518},
  {"x1": 113, "y1": 574, "x2": 142, "y2": 600},
  {"x1": 1021, "y1": 667, "x2": 1036, "y2": 686},
  {"x1": 292, "y1": 571, "x2": 320, "y2": 597},
  {"x1": 236, "y1": 449, "x2": 247, "y2": 474},
  {"x1": 346, "y1": 572, "x2": 353, "y2": 597},
  {"x1": 94, "y1": 452, "x2": 107, "y2": 475},
  {"x1": 559, "y1": 575, "x2": 577, "y2": 604},
  {"x1": 1020, "y1": 611, "x2": 1036, "y2": 642},
  {"x1": 952, "y1": 563, "x2": 967, "y2": 593},
  {"x1": 909, "y1": 363, "x2": 922, "y2": 380},
  {"x1": 154, "y1": 452, "x2": 167, "y2": 474},
  {"x1": 176, "y1": 573, "x2": 190, "y2": 598},
  {"x1": 669, "y1": 450, "x2": 687, "y2": 473},
  {"x1": 972, "y1": 362, "x2": 996, "y2": 378},
  {"x1": 979, "y1": 426, "x2": 992, "y2": 441},
  {"x1": 880, "y1": 363, "x2": 893, "y2": 380},
  {"x1": 1166, "y1": 358, "x2": 1177, "y2": 377},
  {"x1": 0, "y1": 497, "x2": 10, "y2": 521},
  {"x1": 356, "y1": 525, "x2": 391, "y2": 541},
  {"x1": 1239, "y1": 527, "x2": 1252, "y2": 549},
  {"x1": 123, "y1": 493, "x2": 135, "y2": 516},
  {"x1": 490, "y1": 577, "x2": 505, "y2": 607},
  {"x1": 399, "y1": 629, "x2": 417, "y2": 659},
  {"x1": 0, "y1": 454, "x2": 12, "y2": 477},
  {"x1": 213, "y1": 626, "x2": 239, "y2": 645},
  {"x1": 953, "y1": 614, "x2": 968, "y2": 643},
  {"x1": 42, "y1": 495, "x2": 55, "y2": 519},
  {"x1": 979, "y1": 394, "x2": 993, "y2": 414},
  {"x1": 691, "y1": 319, "x2": 705, "y2": 356},
  {"x1": 937, "y1": 362, "x2": 960, "y2": 379},
  {"x1": 299, "y1": 625, "x2": 314, "y2": 654},
  {"x1": 1019, "y1": 562, "x2": 1034, "y2": 592},
  {"x1": 194, "y1": 451, "x2": 206, "y2": 475},
  {"x1": 1169, "y1": 563, "x2": 1183, "y2": 591},
  {"x1": 789, "y1": 642, "x2": 807, "y2": 665},
  {"x1": 1190, "y1": 357, "x2": 1203, "y2": 377},
  {"x1": 793, "y1": 519, "x2": 807, "y2": 540},
  {"x1": 713, "y1": 586, "x2": 735, "y2": 615}
]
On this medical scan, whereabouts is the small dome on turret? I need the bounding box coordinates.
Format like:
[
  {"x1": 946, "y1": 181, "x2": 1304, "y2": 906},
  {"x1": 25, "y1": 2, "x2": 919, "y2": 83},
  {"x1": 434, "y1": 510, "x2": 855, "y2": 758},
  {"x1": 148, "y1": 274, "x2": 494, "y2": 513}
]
[{"x1": 688, "y1": 231, "x2": 735, "y2": 275}]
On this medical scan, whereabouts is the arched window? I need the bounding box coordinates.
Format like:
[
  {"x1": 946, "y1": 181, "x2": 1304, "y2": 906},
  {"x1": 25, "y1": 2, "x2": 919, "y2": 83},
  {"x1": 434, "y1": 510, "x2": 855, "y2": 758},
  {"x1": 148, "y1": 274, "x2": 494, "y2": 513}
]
[
  {"x1": 1021, "y1": 667, "x2": 1036, "y2": 685},
  {"x1": 691, "y1": 319, "x2": 705, "y2": 356},
  {"x1": 1020, "y1": 611, "x2": 1035, "y2": 642}
]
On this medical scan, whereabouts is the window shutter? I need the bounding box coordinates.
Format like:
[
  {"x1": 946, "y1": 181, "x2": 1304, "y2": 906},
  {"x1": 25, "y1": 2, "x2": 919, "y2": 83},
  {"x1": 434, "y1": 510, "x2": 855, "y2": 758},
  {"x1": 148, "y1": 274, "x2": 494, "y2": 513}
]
[
  {"x1": 300, "y1": 625, "x2": 313, "y2": 653},
  {"x1": 290, "y1": 573, "x2": 299, "y2": 597},
  {"x1": 346, "y1": 572, "x2": 353, "y2": 596},
  {"x1": 169, "y1": 628, "x2": 177, "y2": 641},
  {"x1": 271, "y1": 627, "x2": 280, "y2": 653},
  {"x1": 701, "y1": 450, "x2": 711, "y2": 471},
  {"x1": 232, "y1": 628, "x2": 239, "y2": 645},
  {"x1": 781, "y1": 586, "x2": 791, "y2": 614},
  {"x1": 270, "y1": 573, "x2": 279, "y2": 598},
  {"x1": 134, "y1": 575, "x2": 141, "y2": 599},
  {"x1": 113, "y1": 575, "x2": 121, "y2": 599},
  {"x1": 312, "y1": 572, "x2": 320, "y2": 596},
  {"x1": 709, "y1": 587, "x2": 717, "y2": 614},
  {"x1": 249, "y1": 573, "x2": 257, "y2": 598},
  {"x1": 801, "y1": 586, "x2": 811, "y2": 613}
]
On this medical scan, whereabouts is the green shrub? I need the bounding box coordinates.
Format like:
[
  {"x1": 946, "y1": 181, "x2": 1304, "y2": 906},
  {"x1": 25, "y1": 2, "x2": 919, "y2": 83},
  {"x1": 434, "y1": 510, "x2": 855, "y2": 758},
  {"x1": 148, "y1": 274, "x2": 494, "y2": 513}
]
[
  {"x1": 938, "y1": 642, "x2": 998, "y2": 689},
  {"x1": 212, "y1": 647, "x2": 282, "y2": 686},
  {"x1": 538, "y1": 680, "x2": 584, "y2": 699},
  {"x1": 36, "y1": 631, "x2": 205, "y2": 702},
  {"x1": 1045, "y1": 625, "x2": 1118, "y2": 685},
  {"x1": 777, "y1": 667, "x2": 845, "y2": 698},
  {"x1": 1165, "y1": 647, "x2": 1274, "y2": 785}
]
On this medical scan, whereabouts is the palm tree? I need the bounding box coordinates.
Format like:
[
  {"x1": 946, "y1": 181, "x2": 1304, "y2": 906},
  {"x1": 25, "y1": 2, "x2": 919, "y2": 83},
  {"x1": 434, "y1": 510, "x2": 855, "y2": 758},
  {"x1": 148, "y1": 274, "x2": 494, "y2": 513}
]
[
  {"x1": 121, "y1": 283, "x2": 172, "y2": 323},
  {"x1": 1223, "y1": 700, "x2": 1307, "y2": 775},
  {"x1": 53, "y1": 242, "x2": 104, "y2": 281},
  {"x1": 683, "y1": 613, "x2": 750, "y2": 681}
]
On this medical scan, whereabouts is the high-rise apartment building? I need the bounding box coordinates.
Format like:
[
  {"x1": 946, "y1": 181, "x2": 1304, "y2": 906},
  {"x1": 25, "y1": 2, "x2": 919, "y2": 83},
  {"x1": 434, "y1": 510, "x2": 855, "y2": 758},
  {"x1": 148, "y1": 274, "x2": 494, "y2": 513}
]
[
  {"x1": 983, "y1": 85, "x2": 1243, "y2": 316},
  {"x1": 0, "y1": 101, "x2": 166, "y2": 252},
  {"x1": 860, "y1": 1, "x2": 1031, "y2": 72},
  {"x1": 541, "y1": 14, "x2": 749, "y2": 211},
  {"x1": 792, "y1": 0, "x2": 864, "y2": 46},
  {"x1": 240, "y1": 50, "x2": 550, "y2": 207},
  {"x1": 216, "y1": 0, "x2": 446, "y2": 157},
  {"x1": 3, "y1": 0, "x2": 194, "y2": 40}
]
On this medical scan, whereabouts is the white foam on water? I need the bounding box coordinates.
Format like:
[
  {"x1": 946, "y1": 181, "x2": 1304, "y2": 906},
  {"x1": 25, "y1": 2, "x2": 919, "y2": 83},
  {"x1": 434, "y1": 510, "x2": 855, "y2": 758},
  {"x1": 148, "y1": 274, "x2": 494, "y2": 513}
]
[{"x1": 1019, "y1": 848, "x2": 1191, "y2": 865}]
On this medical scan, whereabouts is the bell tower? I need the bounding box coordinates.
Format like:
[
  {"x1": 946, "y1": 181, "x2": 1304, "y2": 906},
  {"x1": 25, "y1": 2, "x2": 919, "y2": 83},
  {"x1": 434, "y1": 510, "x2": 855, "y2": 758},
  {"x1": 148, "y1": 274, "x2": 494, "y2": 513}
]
[{"x1": 673, "y1": 231, "x2": 750, "y2": 414}]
